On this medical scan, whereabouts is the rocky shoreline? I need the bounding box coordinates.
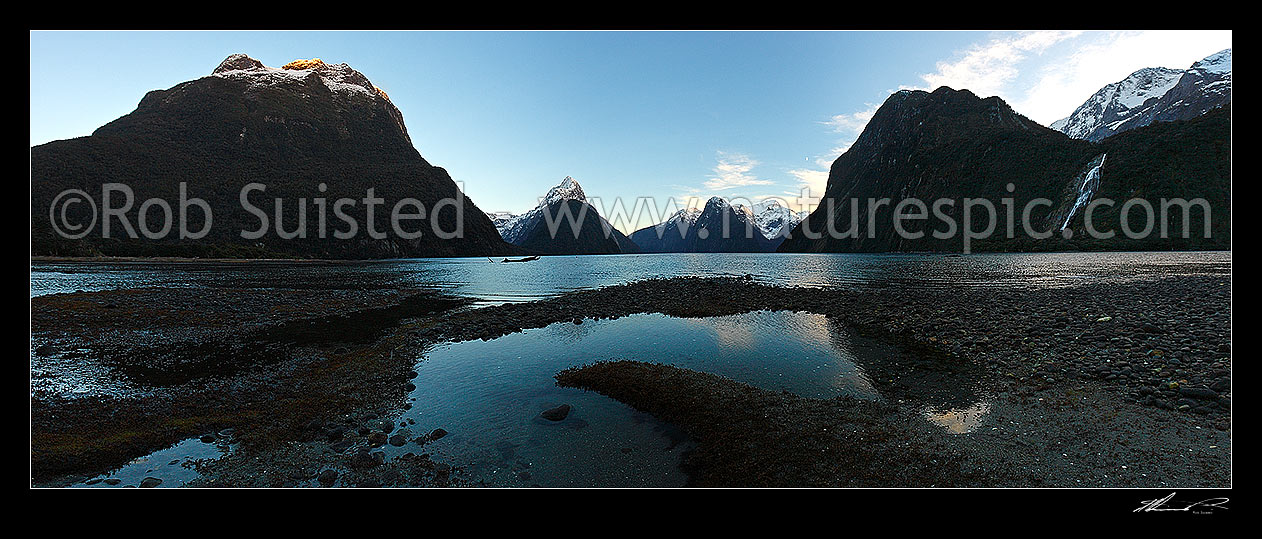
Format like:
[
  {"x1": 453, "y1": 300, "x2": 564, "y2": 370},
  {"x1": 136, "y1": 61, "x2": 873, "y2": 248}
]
[{"x1": 31, "y1": 273, "x2": 1231, "y2": 487}]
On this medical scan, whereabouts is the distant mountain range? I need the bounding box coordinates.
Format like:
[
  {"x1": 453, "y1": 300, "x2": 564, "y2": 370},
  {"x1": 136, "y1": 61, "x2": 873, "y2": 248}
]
[
  {"x1": 488, "y1": 176, "x2": 637, "y2": 255},
  {"x1": 489, "y1": 184, "x2": 806, "y2": 254},
  {"x1": 744, "y1": 199, "x2": 809, "y2": 240},
  {"x1": 778, "y1": 86, "x2": 1229, "y2": 253},
  {"x1": 31, "y1": 54, "x2": 510, "y2": 259},
  {"x1": 630, "y1": 197, "x2": 789, "y2": 253},
  {"x1": 1051, "y1": 49, "x2": 1231, "y2": 142}
]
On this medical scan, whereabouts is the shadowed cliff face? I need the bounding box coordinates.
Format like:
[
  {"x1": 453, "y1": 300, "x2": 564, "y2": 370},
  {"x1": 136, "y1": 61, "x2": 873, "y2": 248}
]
[
  {"x1": 511, "y1": 199, "x2": 639, "y2": 255},
  {"x1": 778, "y1": 87, "x2": 1230, "y2": 253},
  {"x1": 32, "y1": 54, "x2": 511, "y2": 259}
]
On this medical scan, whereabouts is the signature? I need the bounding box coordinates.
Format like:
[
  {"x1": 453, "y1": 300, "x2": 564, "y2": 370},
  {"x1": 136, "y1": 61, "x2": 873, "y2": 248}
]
[{"x1": 1135, "y1": 492, "x2": 1229, "y2": 513}]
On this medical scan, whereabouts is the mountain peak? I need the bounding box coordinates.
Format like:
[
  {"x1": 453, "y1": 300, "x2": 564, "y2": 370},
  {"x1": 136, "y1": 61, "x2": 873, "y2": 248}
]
[
  {"x1": 210, "y1": 54, "x2": 391, "y2": 102},
  {"x1": 669, "y1": 207, "x2": 703, "y2": 225},
  {"x1": 214, "y1": 53, "x2": 265, "y2": 74},
  {"x1": 1193, "y1": 48, "x2": 1231, "y2": 74},
  {"x1": 879, "y1": 85, "x2": 1023, "y2": 122},
  {"x1": 542, "y1": 176, "x2": 586, "y2": 207},
  {"x1": 843, "y1": 86, "x2": 1035, "y2": 164}
]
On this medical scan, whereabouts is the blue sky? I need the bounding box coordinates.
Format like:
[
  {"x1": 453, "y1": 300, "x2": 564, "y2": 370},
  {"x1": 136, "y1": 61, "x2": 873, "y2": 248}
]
[{"x1": 30, "y1": 30, "x2": 1230, "y2": 231}]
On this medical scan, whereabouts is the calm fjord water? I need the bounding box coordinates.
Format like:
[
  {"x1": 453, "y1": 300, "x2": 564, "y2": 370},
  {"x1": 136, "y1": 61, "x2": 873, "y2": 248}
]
[{"x1": 31, "y1": 251, "x2": 1231, "y2": 303}]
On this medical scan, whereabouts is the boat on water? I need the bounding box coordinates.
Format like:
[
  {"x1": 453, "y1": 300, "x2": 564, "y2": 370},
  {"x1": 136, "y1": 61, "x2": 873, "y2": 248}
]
[{"x1": 500, "y1": 255, "x2": 541, "y2": 263}]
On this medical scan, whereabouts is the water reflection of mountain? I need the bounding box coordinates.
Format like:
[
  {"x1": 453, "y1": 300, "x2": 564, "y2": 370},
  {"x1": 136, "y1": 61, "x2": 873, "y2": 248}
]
[{"x1": 824, "y1": 317, "x2": 989, "y2": 412}]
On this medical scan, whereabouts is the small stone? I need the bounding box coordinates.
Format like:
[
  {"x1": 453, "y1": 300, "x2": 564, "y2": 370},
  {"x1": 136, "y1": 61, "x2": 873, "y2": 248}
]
[
  {"x1": 317, "y1": 469, "x2": 339, "y2": 487},
  {"x1": 429, "y1": 428, "x2": 448, "y2": 441},
  {"x1": 326, "y1": 426, "x2": 345, "y2": 442},
  {"x1": 368, "y1": 419, "x2": 394, "y2": 433},
  {"x1": 351, "y1": 449, "x2": 384, "y2": 468},
  {"x1": 139, "y1": 477, "x2": 162, "y2": 488},
  {"x1": 540, "y1": 404, "x2": 572, "y2": 421},
  {"x1": 1178, "y1": 386, "x2": 1219, "y2": 400},
  {"x1": 388, "y1": 434, "x2": 408, "y2": 447}
]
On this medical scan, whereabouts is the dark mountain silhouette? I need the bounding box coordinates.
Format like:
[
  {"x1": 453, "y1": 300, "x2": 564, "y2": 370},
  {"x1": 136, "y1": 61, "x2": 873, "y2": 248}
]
[
  {"x1": 631, "y1": 197, "x2": 779, "y2": 253},
  {"x1": 32, "y1": 54, "x2": 510, "y2": 259},
  {"x1": 778, "y1": 87, "x2": 1229, "y2": 253}
]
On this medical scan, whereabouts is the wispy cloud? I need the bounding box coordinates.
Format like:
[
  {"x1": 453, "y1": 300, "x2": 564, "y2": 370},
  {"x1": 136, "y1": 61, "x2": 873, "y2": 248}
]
[
  {"x1": 914, "y1": 31, "x2": 1081, "y2": 98},
  {"x1": 703, "y1": 151, "x2": 774, "y2": 191},
  {"x1": 820, "y1": 105, "x2": 879, "y2": 137},
  {"x1": 786, "y1": 103, "x2": 880, "y2": 201},
  {"x1": 783, "y1": 167, "x2": 829, "y2": 212}
]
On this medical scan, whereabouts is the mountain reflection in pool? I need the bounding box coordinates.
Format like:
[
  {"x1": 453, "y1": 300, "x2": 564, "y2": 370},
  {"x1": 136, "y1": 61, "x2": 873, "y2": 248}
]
[{"x1": 394, "y1": 310, "x2": 987, "y2": 487}]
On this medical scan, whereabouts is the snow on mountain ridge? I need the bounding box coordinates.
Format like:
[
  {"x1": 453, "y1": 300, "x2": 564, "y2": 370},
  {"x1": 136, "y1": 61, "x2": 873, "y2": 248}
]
[
  {"x1": 541, "y1": 176, "x2": 587, "y2": 207},
  {"x1": 732, "y1": 199, "x2": 809, "y2": 239},
  {"x1": 668, "y1": 207, "x2": 703, "y2": 226},
  {"x1": 1194, "y1": 49, "x2": 1232, "y2": 74},
  {"x1": 485, "y1": 211, "x2": 520, "y2": 236},
  {"x1": 497, "y1": 176, "x2": 593, "y2": 244},
  {"x1": 1050, "y1": 49, "x2": 1231, "y2": 142}
]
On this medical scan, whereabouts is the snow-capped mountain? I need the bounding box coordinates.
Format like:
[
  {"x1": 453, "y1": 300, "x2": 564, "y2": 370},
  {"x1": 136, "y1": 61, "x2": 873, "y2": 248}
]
[
  {"x1": 485, "y1": 211, "x2": 520, "y2": 236},
  {"x1": 736, "y1": 199, "x2": 809, "y2": 239},
  {"x1": 630, "y1": 197, "x2": 780, "y2": 252},
  {"x1": 497, "y1": 176, "x2": 587, "y2": 244},
  {"x1": 1051, "y1": 49, "x2": 1231, "y2": 142},
  {"x1": 493, "y1": 176, "x2": 637, "y2": 255},
  {"x1": 670, "y1": 207, "x2": 704, "y2": 226}
]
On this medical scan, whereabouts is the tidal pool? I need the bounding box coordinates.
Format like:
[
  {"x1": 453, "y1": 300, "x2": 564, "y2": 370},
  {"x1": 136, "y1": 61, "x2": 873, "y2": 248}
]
[
  {"x1": 387, "y1": 310, "x2": 987, "y2": 487},
  {"x1": 69, "y1": 437, "x2": 227, "y2": 488}
]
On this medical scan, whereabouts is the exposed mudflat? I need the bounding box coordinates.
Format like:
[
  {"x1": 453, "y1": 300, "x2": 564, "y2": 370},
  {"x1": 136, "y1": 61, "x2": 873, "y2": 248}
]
[
  {"x1": 31, "y1": 273, "x2": 1231, "y2": 487},
  {"x1": 31, "y1": 287, "x2": 471, "y2": 486}
]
